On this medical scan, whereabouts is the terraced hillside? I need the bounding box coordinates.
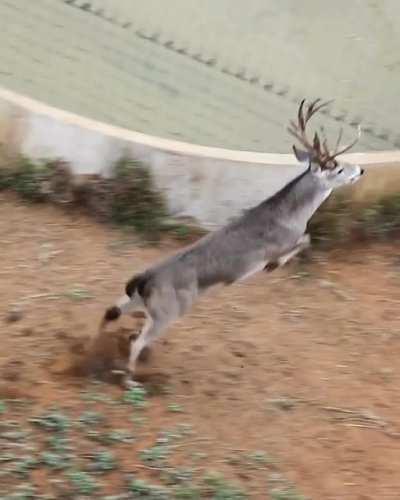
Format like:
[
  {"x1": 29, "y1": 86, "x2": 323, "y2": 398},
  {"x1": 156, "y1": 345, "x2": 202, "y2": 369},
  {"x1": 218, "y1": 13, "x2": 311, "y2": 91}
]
[{"x1": 1, "y1": 0, "x2": 399, "y2": 151}]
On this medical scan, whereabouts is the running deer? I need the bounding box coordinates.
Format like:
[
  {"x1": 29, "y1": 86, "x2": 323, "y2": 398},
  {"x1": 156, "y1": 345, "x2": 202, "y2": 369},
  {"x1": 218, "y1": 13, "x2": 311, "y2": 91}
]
[{"x1": 100, "y1": 99, "x2": 364, "y2": 385}]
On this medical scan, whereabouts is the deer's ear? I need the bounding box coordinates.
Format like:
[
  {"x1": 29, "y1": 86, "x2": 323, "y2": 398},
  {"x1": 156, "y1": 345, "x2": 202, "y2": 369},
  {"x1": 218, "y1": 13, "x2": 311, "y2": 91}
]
[{"x1": 292, "y1": 145, "x2": 310, "y2": 163}]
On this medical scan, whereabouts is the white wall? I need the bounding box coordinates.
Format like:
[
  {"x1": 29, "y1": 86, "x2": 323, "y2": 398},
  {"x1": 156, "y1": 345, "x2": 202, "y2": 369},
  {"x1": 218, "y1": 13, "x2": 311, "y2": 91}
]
[{"x1": 0, "y1": 87, "x2": 399, "y2": 229}]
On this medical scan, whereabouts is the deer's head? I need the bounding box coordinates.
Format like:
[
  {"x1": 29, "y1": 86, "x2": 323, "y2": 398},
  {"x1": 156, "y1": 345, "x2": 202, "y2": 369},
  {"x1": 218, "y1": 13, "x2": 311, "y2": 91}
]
[{"x1": 288, "y1": 99, "x2": 364, "y2": 190}]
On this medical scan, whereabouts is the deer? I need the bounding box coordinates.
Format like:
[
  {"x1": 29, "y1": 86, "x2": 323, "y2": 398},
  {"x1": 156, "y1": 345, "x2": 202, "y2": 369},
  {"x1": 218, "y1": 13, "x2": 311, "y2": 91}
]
[{"x1": 98, "y1": 99, "x2": 364, "y2": 386}]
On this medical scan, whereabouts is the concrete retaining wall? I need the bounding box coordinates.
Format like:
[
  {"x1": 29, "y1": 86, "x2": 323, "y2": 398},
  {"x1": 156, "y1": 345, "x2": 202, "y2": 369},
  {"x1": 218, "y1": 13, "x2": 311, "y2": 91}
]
[{"x1": 0, "y1": 87, "x2": 399, "y2": 229}]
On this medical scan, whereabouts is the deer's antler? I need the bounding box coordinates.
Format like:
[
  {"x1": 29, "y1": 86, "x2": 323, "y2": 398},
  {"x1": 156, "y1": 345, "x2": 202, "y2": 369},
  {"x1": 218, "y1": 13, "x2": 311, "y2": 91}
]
[
  {"x1": 288, "y1": 99, "x2": 361, "y2": 168},
  {"x1": 287, "y1": 98, "x2": 331, "y2": 163},
  {"x1": 330, "y1": 124, "x2": 362, "y2": 159}
]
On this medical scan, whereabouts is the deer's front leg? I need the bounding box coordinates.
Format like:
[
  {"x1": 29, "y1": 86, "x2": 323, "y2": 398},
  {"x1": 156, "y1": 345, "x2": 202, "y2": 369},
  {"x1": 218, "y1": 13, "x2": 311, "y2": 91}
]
[
  {"x1": 264, "y1": 234, "x2": 311, "y2": 272},
  {"x1": 279, "y1": 233, "x2": 310, "y2": 265}
]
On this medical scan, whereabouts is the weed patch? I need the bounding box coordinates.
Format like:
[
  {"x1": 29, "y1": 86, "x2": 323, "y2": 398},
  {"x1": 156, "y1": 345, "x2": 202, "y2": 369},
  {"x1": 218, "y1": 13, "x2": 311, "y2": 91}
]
[
  {"x1": 309, "y1": 190, "x2": 400, "y2": 248},
  {"x1": 0, "y1": 152, "x2": 204, "y2": 242}
]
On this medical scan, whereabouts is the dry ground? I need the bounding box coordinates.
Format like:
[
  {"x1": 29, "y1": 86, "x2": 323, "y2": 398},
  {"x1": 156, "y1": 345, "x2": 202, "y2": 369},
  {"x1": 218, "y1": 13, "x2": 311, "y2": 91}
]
[{"x1": 1, "y1": 192, "x2": 400, "y2": 499}]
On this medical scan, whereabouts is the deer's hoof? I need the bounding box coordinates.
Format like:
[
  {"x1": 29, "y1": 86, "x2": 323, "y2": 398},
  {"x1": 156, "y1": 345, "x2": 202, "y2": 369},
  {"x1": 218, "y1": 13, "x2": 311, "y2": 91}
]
[
  {"x1": 123, "y1": 376, "x2": 143, "y2": 390},
  {"x1": 264, "y1": 261, "x2": 280, "y2": 272}
]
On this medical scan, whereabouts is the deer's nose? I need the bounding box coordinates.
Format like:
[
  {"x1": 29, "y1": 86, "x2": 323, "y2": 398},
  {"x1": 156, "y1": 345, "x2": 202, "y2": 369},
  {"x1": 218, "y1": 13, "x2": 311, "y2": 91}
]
[{"x1": 360, "y1": 168, "x2": 364, "y2": 175}]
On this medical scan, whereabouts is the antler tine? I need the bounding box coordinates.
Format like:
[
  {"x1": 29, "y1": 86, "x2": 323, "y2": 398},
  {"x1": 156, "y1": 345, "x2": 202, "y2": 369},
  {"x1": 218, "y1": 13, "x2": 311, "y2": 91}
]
[
  {"x1": 305, "y1": 98, "x2": 321, "y2": 121},
  {"x1": 331, "y1": 125, "x2": 362, "y2": 158},
  {"x1": 305, "y1": 98, "x2": 333, "y2": 122},
  {"x1": 287, "y1": 120, "x2": 310, "y2": 147},
  {"x1": 313, "y1": 132, "x2": 322, "y2": 156},
  {"x1": 333, "y1": 127, "x2": 344, "y2": 155},
  {"x1": 320, "y1": 126, "x2": 330, "y2": 158},
  {"x1": 298, "y1": 99, "x2": 306, "y2": 131},
  {"x1": 312, "y1": 99, "x2": 333, "y2": 116},
  {"x1": 288, "y1": 99, "x2": 316, "y2": 152}
]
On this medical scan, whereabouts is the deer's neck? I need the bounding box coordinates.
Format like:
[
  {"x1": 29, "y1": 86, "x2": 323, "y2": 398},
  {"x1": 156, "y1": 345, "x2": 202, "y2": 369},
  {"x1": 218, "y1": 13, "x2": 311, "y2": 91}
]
[{"x1": 259, "y1": 169, "x2": 332, "y2": 229}]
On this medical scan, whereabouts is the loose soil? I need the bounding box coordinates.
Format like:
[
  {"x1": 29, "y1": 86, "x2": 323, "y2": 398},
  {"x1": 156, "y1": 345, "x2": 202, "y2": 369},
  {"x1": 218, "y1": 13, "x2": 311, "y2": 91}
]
[{"x1": 1, "y1": 192, "x2": 400, "y2": 499}]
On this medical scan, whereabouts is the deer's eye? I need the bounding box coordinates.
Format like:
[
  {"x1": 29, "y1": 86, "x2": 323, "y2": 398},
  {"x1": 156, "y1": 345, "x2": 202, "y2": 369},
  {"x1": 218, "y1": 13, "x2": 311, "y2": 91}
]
[{"x1": 337, "y1": 168, "x2": 344, "y2": 174}]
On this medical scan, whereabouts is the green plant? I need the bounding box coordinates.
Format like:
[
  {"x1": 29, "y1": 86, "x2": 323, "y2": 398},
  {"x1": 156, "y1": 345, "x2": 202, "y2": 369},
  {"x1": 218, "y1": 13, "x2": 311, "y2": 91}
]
[
  {"x1": 47, "y1": 435, "x2": 74, "y2": 454},
  {"x1": 162, "y1": 467, "x2": 194, "y2": 486},
  {"x1": 174, "y1": 484, "x2": 201, "y2": 499},
  {"x1": 140, "y1": 441, "x2": 171, "y2": 466},
  {"x1": 123, "y1": 386, "x2": 148, "y2": 408},
  {"x1": 128, "y1": 479, "x2": 169, "y2": 499},
  {"x1": 12, "y1": 456, "x2": 39, "y2": 477},
  {"x1": 110, "y1": 157, "x2": 168, "y2": 239},
  {"x1": 167, "y1": 403, "x2": 184, "y2": 413},
  {"x1": 245, "y1": 450, "x2": 274, "y2": 468},
  {"x1": 268, "y1": 475, "x2": 308, "y2": 500},
  {"x1": 270, "y1": 486, "x2": 308, "y2": 500},
  {"x1": 0, "y1": 400, "x2": 7, "y2": 414},
  {"x1": 202, "y1": 473, "x2": 247, "y2": 499},
  {"x1": 87, "y1": 450, "x2": 117, "y2": 472},
  {"x1": 11, "y1": 157, "x2": 52, "y2": 202},
  {"x1": 30, "y1": 410, "x2": 70, "y2": 432},
  {"x1": 0, "y1": 165, "x2": 15, "y2": 190},
  {"x1": 107, "y1": 429, "x2": 135, "y2": 444},
  {"x1": 78, "y1": 410, "x2": 104, "y2": 426},
  {"x1": 67, "y1": 470, "x2": 99, "y2": 495},
  {"x1": 165, "y1": 223, "x2": 206, "y2": 242},
  {"x1": 41, "y1": 451, "x2": 71, "y2": 470},
  {"x1": 0, "y1": 153, "x2": 172, "y2": 240},
  {"x1": 2, "y1": 483, "x2": 38, "y2": 499},
  {"x1": 309, "y1": 190, "x2": 400, "y2": 248},
  {"x1": 358, "y1": 192, "x2": 400, "y2": 237}
]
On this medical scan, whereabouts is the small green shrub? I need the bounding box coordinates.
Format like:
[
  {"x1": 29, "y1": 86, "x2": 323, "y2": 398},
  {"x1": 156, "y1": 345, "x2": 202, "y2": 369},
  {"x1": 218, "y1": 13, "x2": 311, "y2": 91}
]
[
  {"x1": 11, "y1": 456, "x2": 39, "y2": 477},
  {"x1": 30, "y1": 410, "x2": 71, "y2": 432},
  {"x1": 123, "y1": 386, "x2": 147, "y2": 408},
  {"x1": 11, "y1": 157, "x2": 53, "y2": 202},
  {"x1": 128, "y1": 479, "x2": 169, "y2": 499},
  {"x1": 110, "y1": 157, "x2": 168, "y2": 239},
  {"x1": 0, "y1": 165, "x2": 15, "y2": 191},
  {"x1": 0, "y1": 151, "x2": 209, "y2": 243},
  {"x1": 140, "y1": 441, "x2": 171, "y2": 465},
  {"x1": 87, "y1": 450, "x2": 117, "y2": 472},
  {"x1": 167, "y1": 403, "x2": 184, "y2": 413},
  {"x1": 270, "y1": 486, "x2": 308, "y2": 500},
  {"x1": 174, "y1": 484, "x2": 201, "y2": 499},
  {"x1": 202, "y1": 473, "x2": 248, "y2": 499},
  {"x1": 358, "y1": 192, "x2": 400, "y2": 237},
  {"x1": 0, "y1": 156, "x2": 73, "y2": 204},
  {"x1": 309, "y1": 190, "x2": 400, "y2": 248},
  {"x1": 268, "y1": 475, "x2": 308, "y2": 500},
  {"x1": 67, "y1": 470, "x2": 99, "y2": 495},
  {"x1": 41, "y1": 451, "x2": 71, "y2": 470},
  {"x1": 0, "y1": 146, "x2": 13, "y2": 190},
  {"x1": 2, "y1": 149, "x2": 400, "y2": 249}
]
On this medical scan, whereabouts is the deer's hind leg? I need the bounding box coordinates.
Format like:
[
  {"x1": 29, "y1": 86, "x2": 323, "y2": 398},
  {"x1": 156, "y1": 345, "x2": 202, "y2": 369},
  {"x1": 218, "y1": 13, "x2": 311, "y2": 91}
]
[
  {"x1": 125, "y1": 286, "x2": 194, "y2": 384},
  {"x1": 126, "y1": 314, "x2": 171, "y2": 377}
]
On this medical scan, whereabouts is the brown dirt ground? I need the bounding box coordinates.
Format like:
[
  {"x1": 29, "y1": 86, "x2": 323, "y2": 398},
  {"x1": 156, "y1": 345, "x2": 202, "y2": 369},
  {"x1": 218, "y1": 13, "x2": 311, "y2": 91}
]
[{"x1": 1, "y1": 191, "x2": 400, "y2": 499}]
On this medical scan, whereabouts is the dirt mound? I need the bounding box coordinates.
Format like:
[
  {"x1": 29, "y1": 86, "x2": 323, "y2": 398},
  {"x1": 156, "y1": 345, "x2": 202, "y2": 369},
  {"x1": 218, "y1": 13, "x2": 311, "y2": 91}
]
[{"x1": 48, "y1": 325, "x2": 151, "y2": 385}]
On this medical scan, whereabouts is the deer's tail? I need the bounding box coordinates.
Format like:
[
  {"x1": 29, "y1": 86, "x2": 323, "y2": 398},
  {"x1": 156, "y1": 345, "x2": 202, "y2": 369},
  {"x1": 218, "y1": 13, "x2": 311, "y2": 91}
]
[{"x1": 100, "y1": 273, "x2": 149, "y2": 330}]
